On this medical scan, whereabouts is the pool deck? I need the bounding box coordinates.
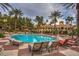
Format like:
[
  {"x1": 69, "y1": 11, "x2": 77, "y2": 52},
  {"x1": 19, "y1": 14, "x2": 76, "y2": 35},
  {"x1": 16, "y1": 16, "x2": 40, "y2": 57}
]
[
  {"x1": 0, "y1": 34, "x2": 79, "y2": 56},
  {"x1": 0, "y1": 42, "x2": 79, "y2": 56}
]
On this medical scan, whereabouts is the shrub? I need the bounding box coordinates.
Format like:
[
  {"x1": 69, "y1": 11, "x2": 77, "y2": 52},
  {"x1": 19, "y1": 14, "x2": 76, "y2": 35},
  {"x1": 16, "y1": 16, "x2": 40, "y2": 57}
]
[
  {"x1": 76, "y1": 28, "x2": 79, "y2": 35},
  {"x1": 69, "y1": 28, "x2": 79, "y2": 36},
  {"x1": 44, "y1": 31, "x2": 51, "y2": 34},
  {"x1": 0, "y1": 33, "x2": 5, "y2": 38},
  {"x1": 63, "y1": 31, "x2": 68, "y2": 34},
  {"x1": 52, "y1": 29, "x2": 58, "y2": 34}
]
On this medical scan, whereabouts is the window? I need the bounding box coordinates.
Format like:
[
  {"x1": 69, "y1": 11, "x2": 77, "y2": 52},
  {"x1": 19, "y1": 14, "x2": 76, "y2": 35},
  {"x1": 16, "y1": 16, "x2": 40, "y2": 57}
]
[{"x1": 61, "y1": 27, "x2": 64, "y2": 29}]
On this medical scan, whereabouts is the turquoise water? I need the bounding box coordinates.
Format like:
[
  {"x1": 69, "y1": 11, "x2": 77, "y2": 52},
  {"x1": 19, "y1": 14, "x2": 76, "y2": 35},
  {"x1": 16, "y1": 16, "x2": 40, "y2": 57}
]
[{"x1": 11, "y1": 34, "x2": 57, "y2": 43}]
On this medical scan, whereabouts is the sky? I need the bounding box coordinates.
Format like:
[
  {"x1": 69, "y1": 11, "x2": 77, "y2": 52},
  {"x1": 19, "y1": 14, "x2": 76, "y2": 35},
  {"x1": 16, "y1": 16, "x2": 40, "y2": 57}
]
[{"x1": 0, "y1": 3, "x2": 77, "y2": 25}]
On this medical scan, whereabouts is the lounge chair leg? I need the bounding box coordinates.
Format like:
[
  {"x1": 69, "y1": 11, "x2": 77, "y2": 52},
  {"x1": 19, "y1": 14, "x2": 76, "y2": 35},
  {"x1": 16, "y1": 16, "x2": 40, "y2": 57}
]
[
  {"x1": 31, "y1": 52, "x2": 33, "y2": 56},
  {"x1": 40, "y1": 50, "x2": 42, "y2": 54},
  {"x1": 48, "y1": 50, "x2": 50, "y2": 53},
  {"x1": 48, "y1": 48, "x2": 50, "y2": 53}
]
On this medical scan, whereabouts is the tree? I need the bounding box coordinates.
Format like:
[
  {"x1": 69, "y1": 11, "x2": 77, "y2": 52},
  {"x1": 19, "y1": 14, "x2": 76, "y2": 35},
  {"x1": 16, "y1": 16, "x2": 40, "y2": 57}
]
[
  {"x1": 25, "y1": 17, "x2": 33, "y2": 32},
  {"x1": 0, "y1": 3, "x2": 13, "y2": 32},
  {"x1": 0, "y1": 3, "x2": 13, "y2": 31},
  {"x1": 49, "y1": 10, "x2": 62, "y2": 30},
  {"x1": 9, "y1": 8, "x2": 23, "y2": 30},
  {"x1": 66, "y1": 16, "x2": 74, "y2": 38},
  {"x1": 63, "y1": 3, "x2": 79, "y2": 36},
  {"x1": 3, "y1": 14, "x2": 8, "y2": 30},
  {"x1": 0, "y1": 3, "x2": 13, "y2": 11},
  {"x1": 0, "y1": 12, "x2": 3, "y2": 31},
  {"x1": 35, "y1": 16, "x2": 44, "y2": 27},
  {"x1": 9, "y1": 8, "x2": 23, "y2": 18},
  {"x1": 66, "y1": 16, "x2": 74, "y2": 26}
]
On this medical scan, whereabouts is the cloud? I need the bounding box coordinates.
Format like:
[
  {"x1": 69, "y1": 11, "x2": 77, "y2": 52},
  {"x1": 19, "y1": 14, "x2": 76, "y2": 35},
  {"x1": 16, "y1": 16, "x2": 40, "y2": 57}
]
[
  {"x1": 0, "y1": 3, "x2": 76, "y2": 19},
  {"x1": 0, "y1": 3, "x2": 76, "y2": 25},
  {"x1": 10, "y1": 3, "x2": 65, "y2": 18}
]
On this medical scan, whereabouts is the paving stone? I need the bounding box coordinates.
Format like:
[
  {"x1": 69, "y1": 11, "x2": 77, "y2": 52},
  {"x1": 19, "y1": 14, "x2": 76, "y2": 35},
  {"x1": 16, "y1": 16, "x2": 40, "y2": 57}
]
[
  {"x1": 3, "y1": 45, "x2": 19, "y2": 50},
  {"x1": 1, "y1": 50, "x2": 18, "y2": 56},
  {"x1": 71, "y1": 47, "x2": 79, "y2": 52},
  {"x1": 60, "y1": 49, "x2": 79, "y2": 56},
  {"x1": 18, "y1": 48, "x2": 31, "y2": 56},
  {"x1": 19, "y1": 43, "x2": 28, "y2": 49},
  {"x1": 44, "y1": 52, "x2": 65, "y2": 56},
  {"x1": 0, "y1": 43, "x2": 79, "y2": 56}
]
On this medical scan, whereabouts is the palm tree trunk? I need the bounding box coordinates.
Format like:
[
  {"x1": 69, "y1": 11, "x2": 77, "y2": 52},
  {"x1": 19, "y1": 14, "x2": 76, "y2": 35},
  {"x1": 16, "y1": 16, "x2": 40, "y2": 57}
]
[
  {"x1": 76, "y1": 3, "x2": 79, "y2": 36},
  {"x1": 54, "y1": 23, "x2": 57, "y2": 35},
  {"x1": 71, "y1": 21, "x2": 73, "y2": 39},
  {"x1": 76, "y1": 4, "x2": 79, "y2": 27},
  {"x1": 54, "y1": 23, "x2": 56, "y2": 30},
  {"x1": 14, "y1": 15, "x2": 17, "y2": 31}
]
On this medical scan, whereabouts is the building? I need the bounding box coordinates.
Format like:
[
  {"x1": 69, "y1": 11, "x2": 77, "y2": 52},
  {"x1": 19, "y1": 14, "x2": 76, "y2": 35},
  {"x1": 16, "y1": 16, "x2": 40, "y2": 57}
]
[{"x1": 33, "y1": 20, "x2": 77, "y2": 33}]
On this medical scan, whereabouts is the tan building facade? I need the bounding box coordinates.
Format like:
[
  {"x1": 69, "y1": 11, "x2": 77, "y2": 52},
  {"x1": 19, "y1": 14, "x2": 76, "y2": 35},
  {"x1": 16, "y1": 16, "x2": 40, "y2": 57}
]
[{"x1": 33, "y1": 21, "x2": 77, "y2": 33}]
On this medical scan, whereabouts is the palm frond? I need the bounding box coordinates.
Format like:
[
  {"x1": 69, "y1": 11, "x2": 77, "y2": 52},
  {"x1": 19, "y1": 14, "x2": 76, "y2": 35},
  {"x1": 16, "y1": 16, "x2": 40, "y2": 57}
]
[
  {"x1": 4, "y1": 3, "x2": 13, "y2": 9},
  {"x1": 62, "y1": 3, "x2": 75, "y2": 9},
  {"x1": 9, "y1": 8, "x2": 23, "y2": 17},
  {"x1": 0, "y1": 5, "x2": 6, "y2": 11},
  {"x1": 0, "y1": 3, "x2": 14, "y2": 11},
  {"x1": 0, "y1": 4, "x2": 9, "y2": 11}
]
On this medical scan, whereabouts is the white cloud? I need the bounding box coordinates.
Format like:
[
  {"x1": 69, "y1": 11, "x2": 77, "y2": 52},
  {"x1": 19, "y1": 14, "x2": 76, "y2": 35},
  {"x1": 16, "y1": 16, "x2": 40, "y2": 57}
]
[
  {"x1": 0, "y1": 3, "x2": 76, "y2": 25},
  {"x1": 10, "y1": 3, "x2": 65, "y2": 18}
]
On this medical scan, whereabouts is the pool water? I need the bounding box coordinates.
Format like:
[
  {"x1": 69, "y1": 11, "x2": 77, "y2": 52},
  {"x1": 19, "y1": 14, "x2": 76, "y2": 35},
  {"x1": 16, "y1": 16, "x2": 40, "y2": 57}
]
[{"x1": 11, "y1": 34, "x2": 57, "y2": 43}]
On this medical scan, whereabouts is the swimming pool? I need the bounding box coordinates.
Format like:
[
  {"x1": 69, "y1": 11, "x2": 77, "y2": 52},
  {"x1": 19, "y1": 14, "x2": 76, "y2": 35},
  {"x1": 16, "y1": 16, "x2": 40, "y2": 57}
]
[{"x1": 11, "y1": 34, "x2": 57, "y2": 43}]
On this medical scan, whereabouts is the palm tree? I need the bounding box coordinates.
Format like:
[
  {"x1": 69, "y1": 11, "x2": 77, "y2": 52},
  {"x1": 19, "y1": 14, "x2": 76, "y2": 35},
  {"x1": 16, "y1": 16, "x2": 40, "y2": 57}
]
[
  {"x1": 9, "y1": 8, "x2": 23, "y2": 30},
  {"x1": 0, "y1": 3, "x2": 13, "y2": 11},
  {"x1": 9, "y1": 8, "x2": 23, "y2": 18},
  {"x1": 25, "y1": 17, "x2": 33, "y2": 32},
  {"x1": 0, "y1": 3, "x2": 13, "y2": 32},
  {"x1": 35, "y1": 16, "x2": 44, "y2": 27},
  {"x1": 62, "y1": 3, "x2": 79, "y2": 37},
  {"x1": 0, "y1": 12, "x2": 3, "y2": 31},
  {"x1": 49, "y1": 10, "x2": 62, "y2": 30},
  {"x1": 63, "y1": 3, "x2": 79, "y2": 29},
  {"x1": 2, "y1": 14, "x2": 8, "y2": 31},
  {"x1": 66, "y1": 16, "x2": 74, "y2": 26},
  {"x1": 0, "y1": 12, "x2": 2, "y2": 21},
  {"x1": 66, "y1": 16, "x2": 74, "y2": 37},
  {"x1": 0, "y1": 13, "x2": 11, "y2": 32},
  {"x1": 49, "y1": 10, "x2": 62, "y2": 35}
]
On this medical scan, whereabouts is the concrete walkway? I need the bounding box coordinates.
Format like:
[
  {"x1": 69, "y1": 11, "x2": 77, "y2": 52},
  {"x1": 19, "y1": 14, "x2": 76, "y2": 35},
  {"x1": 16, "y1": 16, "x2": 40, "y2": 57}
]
[{"x1": 60, "y1": 49, "x2": 79, "y2": 56}]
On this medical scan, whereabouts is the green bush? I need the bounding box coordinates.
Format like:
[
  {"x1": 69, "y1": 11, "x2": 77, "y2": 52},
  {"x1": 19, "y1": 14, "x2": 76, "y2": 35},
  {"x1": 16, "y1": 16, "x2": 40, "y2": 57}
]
[
  {"x1": 0, "y1": 33, "x2": 5, "y2": 38},
  {"x1": 76, "y1": 28, "x2": 79, "y2": 35},
  {"x1": 68, "y1": 29, "x2": 77, "y2": 36},
  {"x1": 44, "y1": 31, "x2": 51, "y2": 34},
  {"x1": 52, "y1": 29, "x2": 58, "y2": 34}
]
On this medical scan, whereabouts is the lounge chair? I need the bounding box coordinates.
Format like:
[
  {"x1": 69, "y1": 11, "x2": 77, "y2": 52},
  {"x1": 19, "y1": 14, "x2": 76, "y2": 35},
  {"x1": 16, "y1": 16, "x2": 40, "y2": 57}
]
[
  {"x1": 59, "y1": 39, "x2": 75, "y2": 48},
  {"x1": 40, "y1": 42, "x2": 49, "y2": 54},
  {"x1": 48, "y1": 41, "x2": 59, "y2": 53},
  {"x1": 29, "y1": 42, "x2": 42, "y2": 56},
  {"x1": 69, "y1": 37, "x2": 79, "y2": 46},
  {"x1": 9, "y1": 39, "x2": 21, "y2": 46},
  {"x1": 75, "y1": 41, "x2": 79, "y2": 46}
]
